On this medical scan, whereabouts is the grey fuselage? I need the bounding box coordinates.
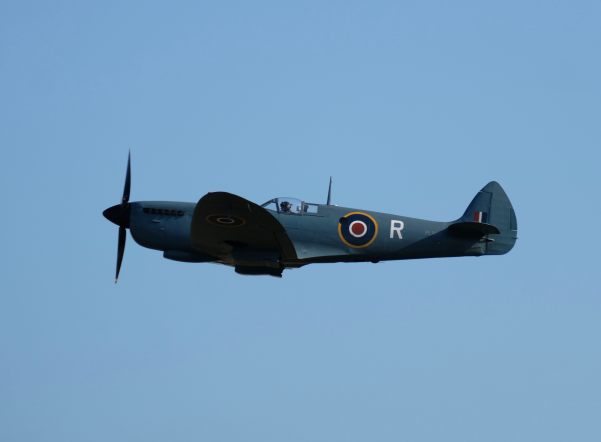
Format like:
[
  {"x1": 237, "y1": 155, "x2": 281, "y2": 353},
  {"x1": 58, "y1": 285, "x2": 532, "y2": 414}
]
[{"x1": 128, "y1": 200, "x2": 495, "y2": 269}]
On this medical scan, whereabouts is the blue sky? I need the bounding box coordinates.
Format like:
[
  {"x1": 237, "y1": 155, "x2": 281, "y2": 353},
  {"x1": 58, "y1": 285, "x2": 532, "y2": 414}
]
[{"x1": 1, "y1": 1, "x2": 600, "y2": 441}]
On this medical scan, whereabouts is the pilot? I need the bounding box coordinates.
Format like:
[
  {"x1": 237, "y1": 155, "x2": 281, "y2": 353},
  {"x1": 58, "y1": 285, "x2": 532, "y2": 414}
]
[{"x1": 280, "y1": 201, "x2": 292, "y2": 213}]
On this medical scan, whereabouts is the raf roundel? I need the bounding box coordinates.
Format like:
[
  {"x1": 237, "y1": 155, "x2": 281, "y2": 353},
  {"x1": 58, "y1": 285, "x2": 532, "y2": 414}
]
[
  {"x1": 206, "y1": 214, "x2": 246, "y2": 227},
  {"x1": 338, "y1": 212, "x2": 378, "y2": 248}
]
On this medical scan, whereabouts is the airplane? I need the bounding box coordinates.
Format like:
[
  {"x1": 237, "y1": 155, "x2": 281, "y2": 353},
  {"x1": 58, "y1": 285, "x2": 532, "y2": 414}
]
[{"x1": 103, "y1": 154, "x2": 517, "y2": 279}]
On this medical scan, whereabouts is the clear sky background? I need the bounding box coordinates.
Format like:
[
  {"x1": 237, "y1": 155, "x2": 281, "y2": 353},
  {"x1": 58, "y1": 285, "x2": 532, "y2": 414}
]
[{"x1": 1, "y1": 1, "x2": 600, "y2": 441}]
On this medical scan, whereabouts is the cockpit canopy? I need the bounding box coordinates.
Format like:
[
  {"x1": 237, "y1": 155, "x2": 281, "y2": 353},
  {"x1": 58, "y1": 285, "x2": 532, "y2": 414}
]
[{"x1": 261, "y1": 197, "x2": 319, "y2": 215}]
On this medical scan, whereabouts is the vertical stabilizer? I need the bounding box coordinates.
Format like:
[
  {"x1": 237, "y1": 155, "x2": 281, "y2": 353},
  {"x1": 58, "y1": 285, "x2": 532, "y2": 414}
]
[{"x1": 460, "y1": 181, "x2": 518, "y2": 255}]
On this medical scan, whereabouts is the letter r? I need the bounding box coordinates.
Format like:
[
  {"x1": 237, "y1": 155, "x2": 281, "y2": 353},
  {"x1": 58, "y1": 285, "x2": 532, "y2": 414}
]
[{"x1": 390, "y1": 220, "x2": 404, "y2": 239}]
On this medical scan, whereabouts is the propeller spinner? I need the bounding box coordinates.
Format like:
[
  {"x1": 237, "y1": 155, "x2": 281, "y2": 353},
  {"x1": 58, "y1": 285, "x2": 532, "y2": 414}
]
[{"x1": 103, "y1": 152, "x2": 131, "y2": 282}]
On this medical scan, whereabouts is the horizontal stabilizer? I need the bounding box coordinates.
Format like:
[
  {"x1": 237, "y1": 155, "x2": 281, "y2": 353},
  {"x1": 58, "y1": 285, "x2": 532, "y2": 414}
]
[{"x1": 448, "y1": 221, "x2": 500, "y2": 237}]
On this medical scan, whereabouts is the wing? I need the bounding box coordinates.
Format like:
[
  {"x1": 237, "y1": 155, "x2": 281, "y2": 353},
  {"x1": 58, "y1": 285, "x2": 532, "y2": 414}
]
[{"x1": 190, "y1": 192, "x2": 297, "y2": 264}]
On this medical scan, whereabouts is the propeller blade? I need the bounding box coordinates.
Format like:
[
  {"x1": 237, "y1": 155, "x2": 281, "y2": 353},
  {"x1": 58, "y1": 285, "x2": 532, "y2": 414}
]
[
  {"x1": 106, "y1": 152, "x2": 132, "y2": 282},
  {"x1": 115, "y1": 226, "x2": 126, "y2": 283},
  {"x1": 122, "y1": 151, "x2": 131, "y2": 206}
]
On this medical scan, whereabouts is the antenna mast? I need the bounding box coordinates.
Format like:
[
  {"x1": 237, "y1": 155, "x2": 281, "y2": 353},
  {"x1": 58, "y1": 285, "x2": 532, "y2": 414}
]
[{"x1": 326, "y1": 176, "x2": 333, "y2": 205}]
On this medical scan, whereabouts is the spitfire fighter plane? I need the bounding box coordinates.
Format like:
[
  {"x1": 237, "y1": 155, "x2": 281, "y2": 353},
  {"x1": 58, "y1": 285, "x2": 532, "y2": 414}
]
[{"x1": 103, "y1": 154, "x2": 517, "y2": 279}]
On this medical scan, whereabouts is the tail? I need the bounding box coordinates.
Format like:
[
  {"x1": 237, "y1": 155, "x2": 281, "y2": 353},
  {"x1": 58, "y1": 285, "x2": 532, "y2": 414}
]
[{"x1": 448, "y1": 181, "x2": 518, "y2": 255}]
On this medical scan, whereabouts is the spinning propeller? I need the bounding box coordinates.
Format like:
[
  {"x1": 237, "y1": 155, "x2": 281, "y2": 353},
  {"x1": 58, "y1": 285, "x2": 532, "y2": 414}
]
[{"x1": 102, "y1": 152, "x2": 131, "y2": 282}]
